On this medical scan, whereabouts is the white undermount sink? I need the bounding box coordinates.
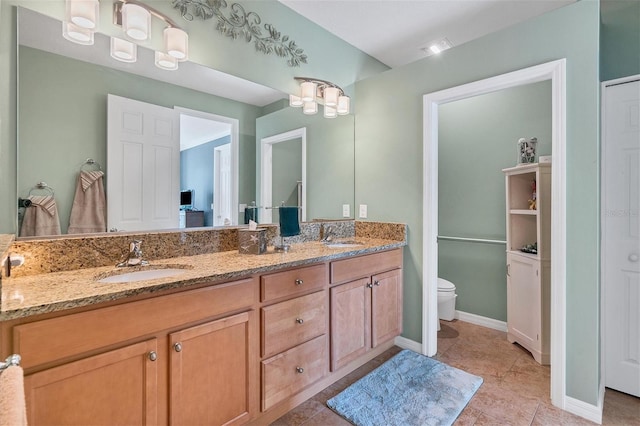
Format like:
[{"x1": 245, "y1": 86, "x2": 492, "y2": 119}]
[
  {"x1": 325, "y1": 242, "x2": 363, "y2": 248},
  {"x1": 97, "y1": 268, "x2": 187, "y2": 283}
]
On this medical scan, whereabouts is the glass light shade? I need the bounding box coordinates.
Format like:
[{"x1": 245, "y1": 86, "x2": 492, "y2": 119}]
[
  {"x1": 155, "y1": 51, "x2": 178, "y2": 70},
  {"x1": 323, "y1": 106, "x2": 337, "y2": 119},
  {"x1": 62, "y1": 21, "x2": 94, "y2": 45},
  {"x1": 110, "y1": 37, "x2": 137, "y2": 63},
  {"x1": 289, "y1": 94, "x2": 303, "y2": 107},
  {"x1": 302, "y1": 101, "x2": 317, "y2": 115},
  {"x1": 324, "y1": 87, "x2": 339, "y2": 107},
  {"x1": 122, "y1": 3, "x2": 151, "y2": 41},
  {"x1": 337, "y1": 95, "x2": 350, "y2": 115},
  {"x1": 300, "y1": 81, "x2": 317, "y2": 102},
  {"x1": 164, "y1": 27, "x2": 189, "y2": 61},
  {"x1": 66, "y1": 0, "x2": 99, "y2": 29}
]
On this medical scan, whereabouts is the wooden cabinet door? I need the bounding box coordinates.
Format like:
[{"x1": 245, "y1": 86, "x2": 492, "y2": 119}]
[
  {"x1": 24, "y1": 339, "x2": 158, "y2": 426},
  {"x1": 169, "y1": 311, "x2": 255, "y2": 426},
  {"x1": 507, "y1": 253, "x2": 541, "y2": 352},
  {"x1": 371, "y1": 268, "x2": 403, "y2": 348},
  {"x1": 330, "y1": 278, "x2": 371, "y2": 371}
]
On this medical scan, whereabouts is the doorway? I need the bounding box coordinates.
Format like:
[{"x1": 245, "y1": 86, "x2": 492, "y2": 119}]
[{"x1": 422, "y1": 59, "x2": 567, "y2": 406}]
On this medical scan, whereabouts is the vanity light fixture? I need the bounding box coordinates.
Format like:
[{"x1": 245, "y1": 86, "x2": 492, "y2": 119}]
[
  {"x1": 290, "y1": 77, "x2": 350, "y2": 118},
  {"x1": 62, "y1": 0, "x2": 189, "y2": 71}
]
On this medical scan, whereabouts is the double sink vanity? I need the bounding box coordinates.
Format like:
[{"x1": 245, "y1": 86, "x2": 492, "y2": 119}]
[{"x1": 0, "y1": 221, "x2": 406, "y2": 425}]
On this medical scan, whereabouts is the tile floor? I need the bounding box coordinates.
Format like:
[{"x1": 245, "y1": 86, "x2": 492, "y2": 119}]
[{"x1": 271, "y1": 320, "x2": 640, "y2": 426}]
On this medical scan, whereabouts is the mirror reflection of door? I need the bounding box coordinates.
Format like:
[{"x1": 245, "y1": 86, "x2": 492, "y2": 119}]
[
  {"x1": 271, "y1": 138, "x2": 302, "y2": 224},
  {"x1": 107, "y1": 94, "x2": 180, "y2": 232},
  {"x1": 260, "y1": 128, "x2": 307, "y2": 224}
]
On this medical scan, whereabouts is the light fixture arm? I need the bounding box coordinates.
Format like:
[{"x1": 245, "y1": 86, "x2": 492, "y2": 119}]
[
  {"x1": 114, "y1": 0, "x2": 184, "y2": 30},
  {"x1": 294, "y1": 77, "x2": 345, "y2": 98}
]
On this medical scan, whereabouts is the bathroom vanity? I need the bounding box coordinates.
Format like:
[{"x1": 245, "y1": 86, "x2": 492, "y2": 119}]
[{"x1": 0, "y1": 225, "x2": 405, "y2": 425}]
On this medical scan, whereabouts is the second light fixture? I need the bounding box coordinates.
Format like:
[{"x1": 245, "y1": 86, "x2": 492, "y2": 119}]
[{"x1": 290, "y1": 77, "x2": 350, "y2": 118}]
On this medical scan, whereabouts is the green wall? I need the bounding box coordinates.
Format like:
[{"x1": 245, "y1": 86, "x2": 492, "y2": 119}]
[
  {"x1": 256, "y1": 108, "x2": 355, "y2": 221},
  {"x1": 354, "y1": 0, "x2": 600, "y2": 405},
  {"x1": 18, "y1": 46, "x2": 260, "y2": 234},
  {"x1": 600, "y1": 0, "x2": 640, "y2": 81},
  {"x1": 438, "y1": 81, "x2": 551, "y2": 321}
]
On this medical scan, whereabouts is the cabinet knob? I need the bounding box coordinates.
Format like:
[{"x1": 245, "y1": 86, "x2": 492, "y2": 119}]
[
  {"x1": 148, "y1": 351, "x2": 157, "y2": 362},
  {"x1": 295, "y1": 318, "x2": 304, "y2": 324},
  {"x1": 295, "y1": 279, "x2": 304, "y2": 285},
  {"x1": 296, "y1": 367, "x2": 304, "y2": 374},
  {"x1": 373, "y1": 280, "x2": 380, "y2": 286},
  {"x1": 174, "y1": 342, "x2": 182, "y2": 352},
  {"x1": 630, "y1": 253, "x2": 639, "y2": 262},
  {"x1": 366, "y1": 283, "x2": 373, "y2": 288}
]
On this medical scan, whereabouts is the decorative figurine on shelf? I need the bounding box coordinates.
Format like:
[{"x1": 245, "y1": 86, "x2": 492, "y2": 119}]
[
  {"x1": 520, "y1": 242, "x2": 538, "y2": 254},
  {"x1": 528, "y1": 179, "x2": 537, "y2": 210},
  {"x1": 517, "y1": 137, "x2": 538, "y2": 165}
]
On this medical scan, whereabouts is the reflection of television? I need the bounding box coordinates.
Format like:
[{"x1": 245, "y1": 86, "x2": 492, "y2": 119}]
[{"x1": 180, "y1": 189, "x2": 194, "y2": 210}]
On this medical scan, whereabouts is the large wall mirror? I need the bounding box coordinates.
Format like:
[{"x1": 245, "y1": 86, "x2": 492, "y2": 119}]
[{"x1": 16, "y1": 7, "x2": 355, "y2": 237}]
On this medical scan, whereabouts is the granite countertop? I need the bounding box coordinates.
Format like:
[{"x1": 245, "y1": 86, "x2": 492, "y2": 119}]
[{"x1": 0, "y1": 238, "x2": 405, "y2": 321}]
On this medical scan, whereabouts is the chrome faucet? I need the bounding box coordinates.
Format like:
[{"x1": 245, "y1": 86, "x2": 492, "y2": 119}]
[
  {"x1": 117, "y1": 240, "x2": 149, "y2": 267},
  {"x1": 321, "y1": 225, "x2": 334, "y2": 243}
]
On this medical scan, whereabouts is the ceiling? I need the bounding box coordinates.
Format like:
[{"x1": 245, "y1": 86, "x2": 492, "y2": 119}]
[{"x1": 279, "y1": 0, "x2": 575, "y2": 68}]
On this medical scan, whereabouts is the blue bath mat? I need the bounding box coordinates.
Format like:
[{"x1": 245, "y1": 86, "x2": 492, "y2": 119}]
[{"x1": 327, "y1": 349, "x2": 483, "y2": 426}]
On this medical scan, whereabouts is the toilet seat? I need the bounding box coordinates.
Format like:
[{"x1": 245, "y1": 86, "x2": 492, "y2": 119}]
[{"x1": 437, "y1": 278, "x2": 456, "y2": 292}]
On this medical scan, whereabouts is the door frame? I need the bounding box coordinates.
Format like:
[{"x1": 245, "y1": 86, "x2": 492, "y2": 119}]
[
  {"x1": 422, "y1": 59, "x2": 566, "y2": 406},
  {"x1": 260, "y1": 127, "x2": 307, "y2": 224},
  {"x1": 175, "y1": 106, "x2": 239, "y2": 225},
  {"x1": 600, "y1": 74, "x2": 640, "y2": 396},
  {"x1": 213, "y1": 143, "x2": 232, "y2": 226}
]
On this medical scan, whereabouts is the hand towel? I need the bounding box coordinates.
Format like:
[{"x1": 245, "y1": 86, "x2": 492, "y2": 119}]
[
  {"x1": 0, "y1": 366, "x2": 27, "y2": 426},
  {"x1": 279, "y1": 206, "x2": 300, "y2": 237},
  {"x1": 20, "y1": 195, "x2": 61, "y2": 237},
  {"x1": 68, "y1": 170, "x2": 106, "y2": 234},
  {"x1": 244, "y1": 206, "x2": 258, "y2": 224}
]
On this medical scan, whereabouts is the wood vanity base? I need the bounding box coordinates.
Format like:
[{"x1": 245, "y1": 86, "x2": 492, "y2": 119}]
[{"x1": 1, "y1": 248, "x2": 403, "y2": 425}]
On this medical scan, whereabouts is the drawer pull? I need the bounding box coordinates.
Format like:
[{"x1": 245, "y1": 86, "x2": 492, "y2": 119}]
[
  {"x1": 295, "y1": 279, "x2": 304, "y2": 285},
  {"x1": 173, "y1": 342, "x2": 182, "y2": 352},
  {"x1": 366, "y1": 282, "x2": 373, "y2": 288},
  {"x1": 296, "y1": 367, "x2": 304, "y2": 374},
  {"x1": 148, "y1": 351, "x2": 158, "y2": 362},
  {"x1": 295, "y1": 318, "x2": 304, "y2": 324},
  {"x1": 373, "y1": 280, "x2": 380, "y2": 286}
]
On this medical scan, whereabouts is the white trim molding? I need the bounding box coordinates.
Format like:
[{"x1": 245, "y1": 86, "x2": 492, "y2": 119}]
[
  {"x1": 394, "y1": 335, "x2": 422, "y2": 353},
  {"x1": 422, "y1": 59, "x2": 567, "y2": 410},
  {"x1": 455, "y1": 311, "x2": 507, "y2": 332}
]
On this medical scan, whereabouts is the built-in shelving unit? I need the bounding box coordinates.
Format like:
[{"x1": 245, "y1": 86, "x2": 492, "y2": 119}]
[{"x1": 503, "y1": 162, "x2": 551, "y2": 365}]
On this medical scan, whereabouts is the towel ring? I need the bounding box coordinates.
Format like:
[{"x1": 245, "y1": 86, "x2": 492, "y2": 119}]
[
  {"x1": 28, "y1": 182, "x2": 55, "y2": 196},
  {"x1": 0, "y1": 354, "x2": 21, "y2": 371},
  {"x1": 81, "y1": 158, "x2": 102, "y2": 171}
]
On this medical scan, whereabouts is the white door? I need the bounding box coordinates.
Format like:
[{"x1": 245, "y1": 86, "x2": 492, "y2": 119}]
[
  {"x1": 603, "y1": 78, "x2": 640, "y2": 397},
  {"x1": 213, "y1": 143, "x2": 232, "y2": 226},
  {"x1": 107, "y1": 95, "x2": 180, "y2": 232}
]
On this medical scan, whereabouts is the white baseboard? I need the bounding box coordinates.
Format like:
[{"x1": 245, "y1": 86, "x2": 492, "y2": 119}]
[
  {"x1": 564, "y1": 392, "x2": 603, "y2": 424},
  {"x1": 455, "y1": 310, "x2": 508, "y2": 332},
  {"x1": 394, "y1": 335, "x2": 422, "y2": 353}
]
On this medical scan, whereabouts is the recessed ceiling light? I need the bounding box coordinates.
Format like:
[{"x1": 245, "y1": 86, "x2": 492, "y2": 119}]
[{"x1": 421, "y1": 38, "x2": 453, "y2": 57}]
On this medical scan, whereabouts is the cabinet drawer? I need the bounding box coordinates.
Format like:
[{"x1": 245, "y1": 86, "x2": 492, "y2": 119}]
[
  {"x1": 261, "y1": 291, "x2": 326, "y2": 358},
  {"x1": 14, "y1": 278, "x2": 256, "y2": 369},
  {"x1": 330, "y1": 249, "x2": 402, "y2": 284},
  {"x1": 261, "y1": 335, "x2": 327, "y2": 411},
  {"x1": 261, "y1": 264, "x2": 327, "y2": 302}
]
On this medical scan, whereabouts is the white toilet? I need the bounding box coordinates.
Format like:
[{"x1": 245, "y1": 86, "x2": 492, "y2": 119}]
[{"x1": 437, "y1": 278, "x2": 457, "y2": 328}]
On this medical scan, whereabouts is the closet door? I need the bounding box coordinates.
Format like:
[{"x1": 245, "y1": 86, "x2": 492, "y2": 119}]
[{"x1": 603, "y1": 78, "x2": 640, "y2": 397}]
